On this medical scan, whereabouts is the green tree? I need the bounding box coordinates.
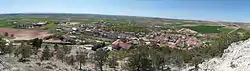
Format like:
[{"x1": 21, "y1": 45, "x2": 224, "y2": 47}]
[
  {"x1": 30, "y1": 38, "x2": 43, "y2": 55},
  {"x1": 0, "y1": 38, "x2": 7, "y2": 54},
  {"x1": 17, "y1": 43, "x2": 32, "y2": 59},
  {"x1": 31, "y1": 38, "x2": 43, "y2": 48},
  {"x1": 240, "y1": 32, "x2": 250, "y2": 40}
]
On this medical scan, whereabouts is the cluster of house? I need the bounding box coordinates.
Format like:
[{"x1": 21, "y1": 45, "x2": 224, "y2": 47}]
[
  {"x1": 11, "y1": 21, "x2": 48, "y2": 29},
  {"x1": 53, "y1": 22, "x2": 204, "y2": 50},
  {"x1": 10, "y1": 21, "x2": 80, "y2": 29},
  {"x1": 102, "y1": 39, "x2": 132, "y2": 51},
  {"x1": 110, "y1": 28, "x2": 202, "y2": 49},
  {"x1": 7, "y1": 20, "x2": 204, "y2": 51}
]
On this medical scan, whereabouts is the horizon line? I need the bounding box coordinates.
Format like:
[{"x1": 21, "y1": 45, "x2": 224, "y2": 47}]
[{"x1": 0, "y1": 12, "x2": 249, "y2": 23}]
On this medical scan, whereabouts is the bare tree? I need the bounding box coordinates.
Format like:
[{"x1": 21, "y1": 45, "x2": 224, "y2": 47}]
[
  {"x1": 108, "y1": 55, "x2": 118, "y2": 71},
  {"x1": 151, "y1": 50, "x2": 165, "y2": 71},
  {"x1": 65, "y1": 55, "x2": 76, "y2": 65},
  {"x1": 54, "y1": 44, "x2": 59, "y2": 51},
  {"x1": 56, "y1": 49, "x2": 65, "y2": 63},
  {"x1": 93, "y1": 50, "x2": 108, "y2": 71},
  {"x1": 126, "y1": 47, "x2": 152, "y2": 71},
  {"x1": 76, "y1": 51, "x2": 88, "y2": 70},
  {"x1": 41, "y1": 45, "x2": 51, "y2": 61}
]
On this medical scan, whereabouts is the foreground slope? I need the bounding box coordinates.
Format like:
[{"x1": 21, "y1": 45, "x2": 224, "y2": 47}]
[{"x1": 193, "y1": 38, "x2": 250, "y2": 71}]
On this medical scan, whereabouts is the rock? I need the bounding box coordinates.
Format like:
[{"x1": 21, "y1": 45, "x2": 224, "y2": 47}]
[
  {"x1": 52, "y1": 64, "x2": 58, "y2": 68},
  {"x1": 184, "y1": 38, "x2": 250, "y2": 71},
  {"x1": 28, "y1": 65, "x2": 32, "y2": 68},
  {"x1": 17, "y1": 58, "x2": 30, "y2": 62},
  {"x1": 45, "y1": 66, "x2": 53, "y2": 69},
  {"x1": 36, "y1": 62, "x2": 41, "y2": 66}
]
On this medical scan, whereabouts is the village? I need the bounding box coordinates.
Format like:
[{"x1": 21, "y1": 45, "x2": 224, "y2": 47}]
[
  {"x1": 2, "y1": 20, "x2": 206, "y2": 51},
  {"x1": 2, "y1": 0, "x2": 250, "y2": 70}
]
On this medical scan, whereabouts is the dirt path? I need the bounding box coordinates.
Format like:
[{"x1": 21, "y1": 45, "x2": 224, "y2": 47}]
[{"x1": 228, "y1": 28, "x2": 239, "y2": 34}]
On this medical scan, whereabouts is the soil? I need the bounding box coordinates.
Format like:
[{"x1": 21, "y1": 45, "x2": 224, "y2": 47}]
[{"x1": 0, "y1": 28, "x2": 53, "y2": 40}]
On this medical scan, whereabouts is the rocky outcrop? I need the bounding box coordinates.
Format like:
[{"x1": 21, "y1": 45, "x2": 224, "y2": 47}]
[{"x1": 187, "y1": 38, "x2": 250, "y2": 71}]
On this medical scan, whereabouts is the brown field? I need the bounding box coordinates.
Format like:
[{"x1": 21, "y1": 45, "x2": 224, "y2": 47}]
[{"x1": 0, "y1": 28, "x2": 53, "y2": 40}]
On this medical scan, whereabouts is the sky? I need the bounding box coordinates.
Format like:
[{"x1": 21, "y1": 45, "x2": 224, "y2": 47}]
[{"x1": 0, "y1": 0, "x2": 250, "y2": 22}]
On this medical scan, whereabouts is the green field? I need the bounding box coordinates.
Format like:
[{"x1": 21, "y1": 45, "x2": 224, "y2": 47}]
[
  {"x1": 105, "y1": 25, "x2": 148, "y2": 32},
  {"x1": 44, "y1": 23, "x2": 56, "y2": 29},
  {"x1": 219, "y1": 28, "x2": 235, "y2": 33},
  {"x1": 183, "y1": 26, "x2": 224, "y2": 33},
  {"x1": 0, "y1": 24, "x2": 14, "y2": 28},
  {"x1": 0, "y1": 20, "x2": 14, "y2": 28}
]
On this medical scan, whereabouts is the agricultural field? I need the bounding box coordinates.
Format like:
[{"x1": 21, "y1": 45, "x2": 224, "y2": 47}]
[
  {"x1": 0, "y1": 28, "x2": 52, "y2": 40},
  {"x1": 105, "y1": 25, "x2": 148, "y2": 32},
  {"x1": 44, "y1": 23, "x2": 56, "y2": 29},
  {"x1": 183, "y1": 25, "x2": 224, "y2": 33},
  {"x1": 0, "y1": 20, "x2": 14, "y2": 28},
  {"x1": 219, "y1": 27, "x2": 235, "y2": 33}
]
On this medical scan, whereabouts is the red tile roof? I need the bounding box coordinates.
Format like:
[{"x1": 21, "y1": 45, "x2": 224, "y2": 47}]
[
  {"x1": 112, "y1": 41, "x2": 131, "y2": 50},
  {"x1": 118, "y1": 43, "x2": 131, "y2": 50}
]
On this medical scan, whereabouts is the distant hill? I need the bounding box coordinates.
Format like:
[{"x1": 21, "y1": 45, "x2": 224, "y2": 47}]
[{"x1": 0, "y1": 13, "x2": 247, "y2": 24}]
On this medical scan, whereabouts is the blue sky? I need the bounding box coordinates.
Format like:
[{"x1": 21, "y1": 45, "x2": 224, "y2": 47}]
[{"x1": 0, "y1": 0, "x2": 249, "y2": 22}]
